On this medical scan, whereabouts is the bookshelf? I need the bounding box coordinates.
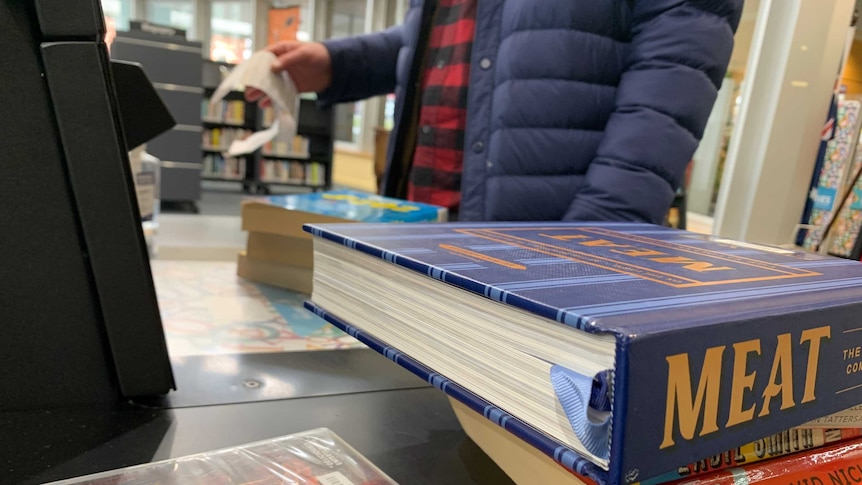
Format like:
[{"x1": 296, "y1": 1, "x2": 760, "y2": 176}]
[
  {"x1": 201, "y1": 60, "x2": 256, "y2": 192},
  {"x1": 201, "y1": 61, "x2": 335, "y2": 194},
  {"x1": 256, "y1": 97, "x2": 333, "y2": 192}
]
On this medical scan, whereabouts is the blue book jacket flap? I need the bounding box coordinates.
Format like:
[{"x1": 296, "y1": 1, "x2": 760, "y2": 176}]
[
  {"x1": 257, "y1": 189, "x2": 447, "y2": 223},
  {"x1": 303, "y1": 221, "x2": 862, "y2": 484}
]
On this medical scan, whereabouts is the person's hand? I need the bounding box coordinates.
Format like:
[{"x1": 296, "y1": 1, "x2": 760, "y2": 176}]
[{"x1": 245, "y1": 41, "x2": 332, "y2": 107}]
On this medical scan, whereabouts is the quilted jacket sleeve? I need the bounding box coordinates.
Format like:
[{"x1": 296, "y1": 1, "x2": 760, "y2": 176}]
[
  {"x1": 318, "y1": 26, "x2": 404, "y2": 105},
  {"x1": 564, "y1": 0, "x2": 743, "y2": 224}
]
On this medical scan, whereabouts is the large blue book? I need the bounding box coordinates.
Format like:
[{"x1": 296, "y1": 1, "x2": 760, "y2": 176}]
[{"x1": 303, "y1": 221, "x2": 862, "y2": 485}]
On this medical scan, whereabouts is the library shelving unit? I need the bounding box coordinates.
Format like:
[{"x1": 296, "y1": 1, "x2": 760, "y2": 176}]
[
  {"x1": 256, "y1": 96, "x2": 335, "y2": 194},
  {"x1": 201, "y1": 60, "x2": 334, "y2": 195},
  {"x1": 111, "y1": 22, "x2": 203, "y2": 213},
  {"x1": 201, "y1": 60, "x2": 257, "y2": 192}
]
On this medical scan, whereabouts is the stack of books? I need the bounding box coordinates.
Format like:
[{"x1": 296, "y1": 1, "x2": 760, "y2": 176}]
[
  {"x1": 238, "y1": 189, "x2": 447, "y2": 294},
  {"x1": 303, "y1": 220, "x2": 862, "y2": 485}
]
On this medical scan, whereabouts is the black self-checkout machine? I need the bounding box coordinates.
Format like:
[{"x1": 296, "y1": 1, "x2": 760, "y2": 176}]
[{"x1": 0, "y1": 0, "x2": 175, "y2": 411}]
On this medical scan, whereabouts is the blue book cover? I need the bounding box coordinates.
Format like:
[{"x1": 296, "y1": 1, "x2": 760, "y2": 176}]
[
  {"x1": 258, "y1": 189, "x2": 448, "y2": 223},
  {"x1": 303, "y1": 221, "x2": 862, "y2": 485}
]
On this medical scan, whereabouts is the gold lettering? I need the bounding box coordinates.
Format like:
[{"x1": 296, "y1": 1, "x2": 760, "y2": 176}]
[
  {"x1": 648, "y1": 256, "x2": 733, "y2": 272},
  {"x1": 321, "y1": 194, "x2": 418, "y2": 212},
  {"x1": 579, "y1": 239, "x2": 633, "y2": 248},
  {"x1": 759, "y1": 333, "x2": 795, "y2": 417},
  {"x1": 660, "y1": 347, "x2": 725, "y2": 449},
  {"x1": 726, "y1": 340, "x2": 761, "y2": 427},
  {"x1": 800, "y1": 326, "x2": 831, "y2": 403},
  {"x1": 609, "y1": 248, "x2": 666, "y2": 257},
  {"x1": 542, "y1": 234, "x2": 590, "y2": 241}
]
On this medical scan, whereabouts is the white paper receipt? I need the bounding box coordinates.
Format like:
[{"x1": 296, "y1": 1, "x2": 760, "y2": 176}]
[
  {"x1": 316, "y1": 471, "x2": 356, "y2": 485},
  {"x1": 208, "y1": 50, "x2": 299, "y2": 156}
]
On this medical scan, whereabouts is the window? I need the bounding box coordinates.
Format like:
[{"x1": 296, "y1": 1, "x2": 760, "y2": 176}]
[
  {"x1": 687, "y1": 0, "x2": 758, "y2": 217},
  {"x1": 271, "y1": 0, "x2": 311, "y2": 41},
  {"x1": 211, "y1": 0, "x2": 254, "y2": 63},
  {"x1": 101, "y1": 0, "x2": 134, "y2": 30},
  {"x1": 382, "y1": 0, "x2": 409, "y2": 131},
  {"x1": 146, "y1": 0, "x2": 195, "y2": 39},
  {"x1": 328, "y1": 0, "x2": 368, "y2": 145}
]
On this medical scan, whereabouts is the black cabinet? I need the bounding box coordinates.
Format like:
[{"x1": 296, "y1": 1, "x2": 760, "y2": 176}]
[
  {"x1": 112, "y1": 25, "x2": 203, "y2": 208},
  {"x1": 0, "y1": 0, "x2": 174, "y2": 410}
]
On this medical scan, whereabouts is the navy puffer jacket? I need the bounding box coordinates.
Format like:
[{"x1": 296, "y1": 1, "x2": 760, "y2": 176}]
[{"x1": 321, "y1": 0, "x2": 743, "y2": 224}]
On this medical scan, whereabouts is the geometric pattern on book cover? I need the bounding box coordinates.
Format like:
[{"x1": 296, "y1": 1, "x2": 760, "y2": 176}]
[{"x1": 305, "y1": 221, "x2": 862, "y2": 485}]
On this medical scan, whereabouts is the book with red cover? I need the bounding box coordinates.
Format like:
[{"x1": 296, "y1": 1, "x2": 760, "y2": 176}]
[{"x1": 670, "y1": 438, "x2": 862, "y2": 485}]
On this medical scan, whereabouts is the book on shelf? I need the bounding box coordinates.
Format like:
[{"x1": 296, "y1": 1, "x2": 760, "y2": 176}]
[
  {"x1": 258, "y1": 158, "x2": 321, "y2": 185},
  {"x1": 238, "y1": 189, "x2": 448, "y2": 294},
  {"x1": 302, "y1": 221, "x2": 862, "y2": 485},
  {"x1": 203, "y1": 153, "x2": 246, "y2": 180},
  {"x1": 43, "y1": 427, "x2": 396, "y2": 485},
  {"x1": 201, "y1": 97, "x2": 246, "y2": 125},
  {"x1": 802, "y1": 96, "x2": 862, "y2": 251},
  {"x1": 202, "y1": 127, "x2": 250, "y2": 152},
  {"x1": 263, "y1": 133, "x2": 311, "y2": 158}
]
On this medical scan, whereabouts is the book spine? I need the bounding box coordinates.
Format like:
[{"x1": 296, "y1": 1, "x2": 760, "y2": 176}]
[
  {"x1": 639, "y1": 428, "x2": 862, "y2": 485},
  {"x1": 673, "y1": 438, "x2": 862, "y2": 485},
  {"x1": 302, "y1": 301, "x2": 609, "y2": 485},
  {"x1": 621, "y1": 301, "x2": 862, "y2": 481}
]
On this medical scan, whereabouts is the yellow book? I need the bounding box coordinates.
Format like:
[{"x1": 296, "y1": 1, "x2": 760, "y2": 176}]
[
  {"x1": 449, "y1": 398, "x2": 588, "y2": 485},
  {"x1": 236, "y1": 251, "x2": 313, "y2": 295},
  {"x1": 246, "y1": 232, "x2": 314, "y2": 269}
]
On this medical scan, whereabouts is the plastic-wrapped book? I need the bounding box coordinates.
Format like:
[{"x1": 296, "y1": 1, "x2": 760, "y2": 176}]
[{"x1": 45, "y1": 428, "x2": 397, "y2": 485}]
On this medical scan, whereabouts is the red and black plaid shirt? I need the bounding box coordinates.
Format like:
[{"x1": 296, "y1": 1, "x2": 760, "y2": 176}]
[{"x1": 407, "y1": 0, "x2": 477, "y2": 213}]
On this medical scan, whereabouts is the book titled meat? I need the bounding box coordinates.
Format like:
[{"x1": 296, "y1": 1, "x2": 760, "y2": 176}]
[{"x1": 303, "y1": 221, "x2": 862, "y2": 485}]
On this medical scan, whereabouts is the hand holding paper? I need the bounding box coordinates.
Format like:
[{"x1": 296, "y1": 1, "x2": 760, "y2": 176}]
[{"x1": 208, "y1": 50, "x2": 299, "y2": 157}]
